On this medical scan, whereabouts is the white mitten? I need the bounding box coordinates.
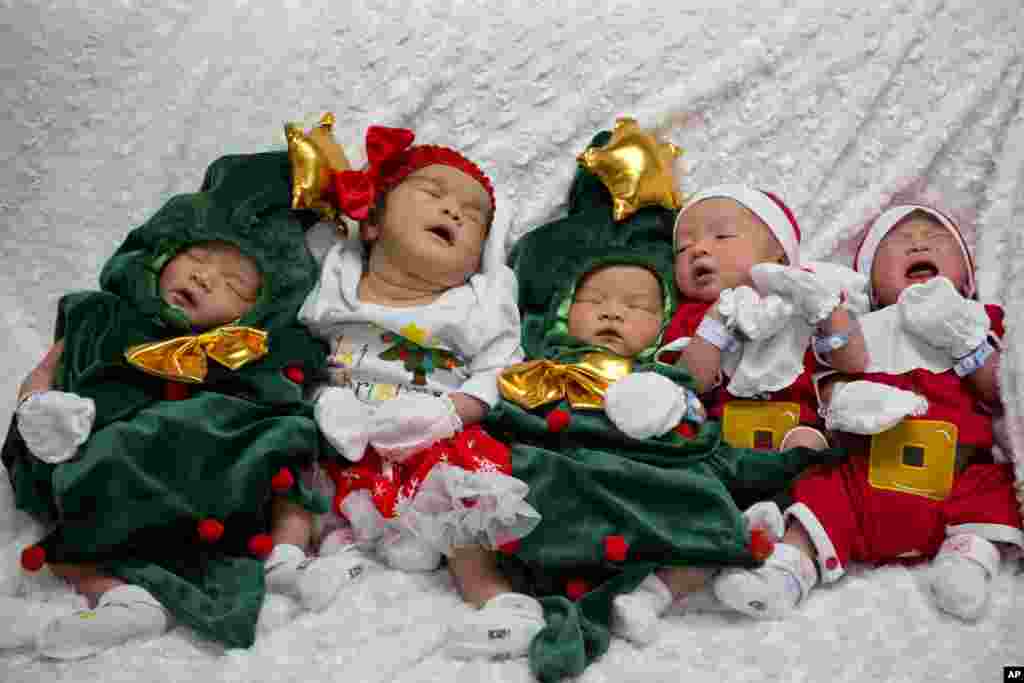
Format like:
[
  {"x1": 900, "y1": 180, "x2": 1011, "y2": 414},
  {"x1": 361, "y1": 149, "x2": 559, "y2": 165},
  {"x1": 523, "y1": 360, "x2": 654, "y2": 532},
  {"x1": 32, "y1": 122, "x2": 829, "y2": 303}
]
[
  {"x1": 717, "y1": 286, "x2": 794, "y2": 341},
  {"x1": 898, "y1": 276, "x2": 989, "y2": 359},
  {"x1": 750, "y1": 263, "x2": 841, "y2": 326},
  {"x1": 16, "y1": 391, "x2": 95, "y2": 464},
  {"x1": 368, "y1": 392, "x2": 462, "y2": 462},
  {"x1": 315, "y1": 386, "x2": 376, "y2": 462},
  {"x1": 604, "y1": 372, "x2": 706, "y2": 440},
  {"x1": 801, "y1": 261, "x2": 870, "y2": 316},
  {"x1": 824, "y1": 380, "x2": 928, "y2": 435}
]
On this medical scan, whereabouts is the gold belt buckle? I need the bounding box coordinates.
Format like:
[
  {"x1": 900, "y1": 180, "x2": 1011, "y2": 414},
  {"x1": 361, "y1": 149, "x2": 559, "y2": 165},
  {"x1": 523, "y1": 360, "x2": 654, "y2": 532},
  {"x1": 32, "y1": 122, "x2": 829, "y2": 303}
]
[
  {"x1": 721, "y1": 400, "x2": 802, "y2": 450},
  {"x1": 868, "y1": 419, "x2": 959, "y2": 501}
]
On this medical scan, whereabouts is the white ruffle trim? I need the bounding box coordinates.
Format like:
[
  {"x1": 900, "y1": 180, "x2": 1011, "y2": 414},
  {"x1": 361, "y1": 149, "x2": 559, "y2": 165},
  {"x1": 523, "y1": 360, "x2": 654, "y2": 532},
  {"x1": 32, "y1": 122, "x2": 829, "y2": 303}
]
[{"x1": 394, "y1": 464, "x2": 541, "y2": 556}]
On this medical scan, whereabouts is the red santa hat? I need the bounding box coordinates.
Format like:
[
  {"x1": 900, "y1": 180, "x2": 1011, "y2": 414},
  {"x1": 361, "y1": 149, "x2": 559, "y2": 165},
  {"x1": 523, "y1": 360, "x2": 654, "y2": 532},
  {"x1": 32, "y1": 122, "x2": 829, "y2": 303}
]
[
  {"x1": 673, "y1": 184, "x2": 801, "y2": 267},
  {"x1": 853, "y1": 204, "x2": 976, "y2": 301}
]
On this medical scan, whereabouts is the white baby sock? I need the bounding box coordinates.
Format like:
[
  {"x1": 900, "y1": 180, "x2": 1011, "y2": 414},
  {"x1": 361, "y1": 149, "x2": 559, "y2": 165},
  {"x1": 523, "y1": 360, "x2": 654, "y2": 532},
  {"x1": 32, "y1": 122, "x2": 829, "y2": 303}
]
[
  {"x1": 0, "y1": 596, "x2": 69, "y2": 650},
  {"x1": 929, "y1": 534, "x2": 1000, "y2": 621},
  {"x1": 265, "y1": 542, "x2": 370, "y2": 612},
  {"x1": 445, "y1": 592, "x2": 546, "y2": 660},
  {"x1": 713, "y1": 543, "x2": 818, "y2": 618},
  {"x1": 610, "y1": 573, "x2": 675, "y2": 646},
  {"x1": 36, "y1": 585, "x2": 170, "y2": 660}
]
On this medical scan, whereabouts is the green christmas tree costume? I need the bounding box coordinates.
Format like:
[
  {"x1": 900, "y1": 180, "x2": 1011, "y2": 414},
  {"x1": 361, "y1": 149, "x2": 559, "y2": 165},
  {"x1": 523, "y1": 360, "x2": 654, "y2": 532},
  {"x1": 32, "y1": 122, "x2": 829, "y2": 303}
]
[
  {"x1": 2, "y1": 151, "x2": 330, "y2": 649},
  {"x1": 487, "y1": 130, "x2": 844, "y2": 681}
]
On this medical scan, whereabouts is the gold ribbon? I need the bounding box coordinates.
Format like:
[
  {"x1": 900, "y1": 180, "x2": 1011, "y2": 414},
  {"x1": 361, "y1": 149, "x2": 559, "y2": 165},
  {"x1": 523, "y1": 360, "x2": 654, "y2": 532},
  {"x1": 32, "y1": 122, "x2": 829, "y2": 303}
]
[
  {"x1": 125, "y1": 325, "x2": 269, "y2": 383},
  {"x1": 498, "y1": 352, "x2": 633, "y2": 410}
]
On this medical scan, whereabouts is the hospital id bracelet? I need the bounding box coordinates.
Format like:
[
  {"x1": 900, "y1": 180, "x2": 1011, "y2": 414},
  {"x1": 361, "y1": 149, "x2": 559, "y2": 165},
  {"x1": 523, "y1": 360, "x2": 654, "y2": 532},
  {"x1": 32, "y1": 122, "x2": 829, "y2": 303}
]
[
  {"x1": 812, "y1": 330, "x2": 850, "y2": 355},
  {"x1": 954, "y1": 339, "x2": 995, "y2": 377}
]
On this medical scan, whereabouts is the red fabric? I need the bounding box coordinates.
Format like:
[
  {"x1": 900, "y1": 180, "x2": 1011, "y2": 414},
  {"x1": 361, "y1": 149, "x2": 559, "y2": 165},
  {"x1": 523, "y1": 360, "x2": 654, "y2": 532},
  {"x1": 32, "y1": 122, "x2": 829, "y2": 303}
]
[
  {"x1": 851, "y1": 304, "x2": 1004, "y2": 448},
  {"x1": 662, "y1": 301, "x2": 821, "y2": 425},
  {"x1": 325, "y1": 424, "x2": 511, "y2": 519},
  {"x1": 792, "y1": 455, "x2": 1021, "y2": 566},
  {"x1": 332, "y1": 125, "x2": 496, "y2": 221}
]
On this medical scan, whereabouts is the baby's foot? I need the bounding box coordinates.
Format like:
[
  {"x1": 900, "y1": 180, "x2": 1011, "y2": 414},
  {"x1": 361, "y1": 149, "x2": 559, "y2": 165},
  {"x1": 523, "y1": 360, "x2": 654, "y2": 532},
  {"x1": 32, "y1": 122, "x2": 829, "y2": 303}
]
[
  {"x1": 713, "y1": 543, "x2": 817, "y2": 618},
  {"x1": 610, "y1": 573, "x2": 673, "y2": 646},
  {"x1": 0, "y1": 597, "x2": 69, "y2": 650},
  {"x1": 265, "y1": 543, "x2": 370, "y2": 612},
  {"x1": 36, "y1": 585, "x2": 170, "y2": 660},
  {"x1": 445, "y1": 592, "x2": 545, "y2": 660},
  {"x1": 928, "y1": 534, "x2": 999, "y2": 621}
]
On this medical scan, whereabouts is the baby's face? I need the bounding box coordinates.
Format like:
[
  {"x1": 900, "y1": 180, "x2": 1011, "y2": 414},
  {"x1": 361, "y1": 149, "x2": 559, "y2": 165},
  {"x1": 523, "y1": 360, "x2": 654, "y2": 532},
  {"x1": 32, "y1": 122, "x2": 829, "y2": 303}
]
[
  {"x1": 674, "y1": 198, "x2": 785, "y2": 302},
  {"x1": 870, "y1": 213, "x2": 969, "y2": 308},
  {"x1": 567, "y1": 265, "x2": 664, "y2": 358},
  {"x1": 364, "y1": 164, "x2": 492, "y2": 289},
  {"x1": 159, "y1": 242, "x2": 262, "y2": 329}
]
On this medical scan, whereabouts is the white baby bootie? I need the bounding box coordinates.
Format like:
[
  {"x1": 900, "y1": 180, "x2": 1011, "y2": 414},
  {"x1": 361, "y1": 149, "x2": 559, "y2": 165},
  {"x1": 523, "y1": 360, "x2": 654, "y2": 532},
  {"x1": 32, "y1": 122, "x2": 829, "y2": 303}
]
[
  {"x1": 264, "y1": 542, "x2": 369, "y2": 612},
  {"x1": 445, "y1": 592, "x2": 546, "y2": 659},
  {"x1": 928, "y1": 534, "x2": 1000, "y2": 621},
  {"x1": 0, "y1": 597, "x2": 69, "y2": 651},
  {"x1": 610, "y1": 573, "x2": 675, "y2": 646},
  {"x1": 713, "y1": 543, "x2": 818, "y2": 619},
  {"x1": 36, "y1": 585, "x2": 170, "y2": 660}
]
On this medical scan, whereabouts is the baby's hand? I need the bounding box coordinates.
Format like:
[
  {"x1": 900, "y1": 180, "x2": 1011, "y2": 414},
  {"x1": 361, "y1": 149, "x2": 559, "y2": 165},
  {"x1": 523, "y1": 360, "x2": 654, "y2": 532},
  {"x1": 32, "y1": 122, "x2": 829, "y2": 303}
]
[
  {"x1": 604, "y1": 372, "x2": 705, "y2": 440},
  {"x1": 368, "y1": 393, "x2": 462, "y2": 462},
  {"x1": 898, "y1": 276, "x2": 989, "y2": 358},
  {"x1": 17, "y1": 340, "x2": 64, "y2": 402},
  {"x1": 717, "y1": 286, "x2": 794, "y2": 341},
  {"x1": 750, "y1": 263, "x2": 840, "y2": 326}
]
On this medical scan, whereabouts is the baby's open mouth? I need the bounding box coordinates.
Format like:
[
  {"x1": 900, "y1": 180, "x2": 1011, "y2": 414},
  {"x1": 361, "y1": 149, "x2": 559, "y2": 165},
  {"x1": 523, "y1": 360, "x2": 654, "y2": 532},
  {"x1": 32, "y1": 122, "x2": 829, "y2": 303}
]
[
  {"x1": 693, "y1": 263, "x2": 715, "y2": 283},
  {"x1": 595, "y1": 328, "x2": 622, "y2": 341},
  {"x1": 427, "y1": 225, "x2": 456, "y2": 246},
  {"x1": 905, "y1": 260, "x2": 938, "y2": 281}
]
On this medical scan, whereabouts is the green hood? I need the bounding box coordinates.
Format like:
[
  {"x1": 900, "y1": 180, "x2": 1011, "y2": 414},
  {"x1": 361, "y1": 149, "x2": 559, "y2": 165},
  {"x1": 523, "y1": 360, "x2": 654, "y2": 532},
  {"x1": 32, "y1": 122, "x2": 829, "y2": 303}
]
[
  {"x1": 510, "y1": 130, "x2": 678, "y2": 364},
  {"x1": 99, "y1": 151, "x2": 319, "y2": 333}
]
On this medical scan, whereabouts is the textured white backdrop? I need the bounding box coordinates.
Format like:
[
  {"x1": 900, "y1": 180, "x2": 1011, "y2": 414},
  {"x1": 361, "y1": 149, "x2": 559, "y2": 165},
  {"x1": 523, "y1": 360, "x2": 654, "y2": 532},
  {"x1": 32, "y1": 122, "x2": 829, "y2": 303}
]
[{"x1": 2, "y1": 1, "x2": 1023, "y2": 681}]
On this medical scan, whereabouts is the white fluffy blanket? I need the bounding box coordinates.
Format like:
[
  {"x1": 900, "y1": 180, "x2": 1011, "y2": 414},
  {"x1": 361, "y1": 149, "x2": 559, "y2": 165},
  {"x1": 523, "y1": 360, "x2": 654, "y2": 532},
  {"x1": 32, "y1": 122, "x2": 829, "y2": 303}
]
[{"x1": 2, "y1": 1, "x2": 1022, "y2": 681}]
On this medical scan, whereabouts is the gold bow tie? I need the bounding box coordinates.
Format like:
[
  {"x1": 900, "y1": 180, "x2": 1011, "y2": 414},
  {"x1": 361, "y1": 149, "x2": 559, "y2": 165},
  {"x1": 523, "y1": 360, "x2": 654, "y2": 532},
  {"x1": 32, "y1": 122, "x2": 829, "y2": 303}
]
[
  {"x1": 125, "y1": 325, "x2": 269, "y2": 383},
  {"x1": 498, "y1": 352, "x2": 633, "y2": 410}
]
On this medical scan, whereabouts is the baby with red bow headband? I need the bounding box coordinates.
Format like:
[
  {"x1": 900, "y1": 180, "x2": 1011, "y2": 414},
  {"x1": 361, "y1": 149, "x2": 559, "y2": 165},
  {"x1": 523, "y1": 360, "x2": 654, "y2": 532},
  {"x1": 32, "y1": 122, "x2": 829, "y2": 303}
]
[{"x1": 265, "y1": 126, "x2": 544, "y2": 659}]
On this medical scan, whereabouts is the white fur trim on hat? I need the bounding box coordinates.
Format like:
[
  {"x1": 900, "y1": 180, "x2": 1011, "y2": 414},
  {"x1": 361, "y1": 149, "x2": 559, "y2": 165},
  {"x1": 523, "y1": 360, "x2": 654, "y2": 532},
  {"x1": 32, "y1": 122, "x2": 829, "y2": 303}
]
[
  {"x1": 673, "y1": 184, "x2": 801, "y2": 267},
  {"x1": 853, "y1": 205, "x2": 977, "y2": 302}
]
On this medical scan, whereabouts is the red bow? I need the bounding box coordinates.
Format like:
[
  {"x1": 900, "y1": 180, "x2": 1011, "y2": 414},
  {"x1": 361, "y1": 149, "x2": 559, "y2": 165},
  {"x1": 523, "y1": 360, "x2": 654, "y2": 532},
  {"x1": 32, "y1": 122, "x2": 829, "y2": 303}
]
[{"x1": 333, "y1": 126, "x2": 415, "y2": 221}]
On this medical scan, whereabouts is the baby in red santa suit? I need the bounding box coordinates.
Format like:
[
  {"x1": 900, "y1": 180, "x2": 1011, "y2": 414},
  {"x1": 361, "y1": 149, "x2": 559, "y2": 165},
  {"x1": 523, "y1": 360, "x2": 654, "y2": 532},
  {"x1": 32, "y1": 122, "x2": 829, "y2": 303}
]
[
  {"x1": 662, "y1": 185, "x2": 869, "y2": 453},
  {"x1": 713, "y1": 204, "x2": 1023, "y2": 621}
]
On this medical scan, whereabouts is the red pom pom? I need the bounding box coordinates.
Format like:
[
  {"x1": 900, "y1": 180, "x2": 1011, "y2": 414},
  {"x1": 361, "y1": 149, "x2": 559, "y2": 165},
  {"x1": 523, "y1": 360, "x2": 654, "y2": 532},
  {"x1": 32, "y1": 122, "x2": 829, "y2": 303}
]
[
  {"x1": 546, "y1": 409, "x2": 571, "y2": 433},
  {"x1": 565, "y1": 577, "x2": 591, "y2": 602},
  {"x1": 674, "y1": 422, "x2": 696, "y2": 439},
  {"x1": 603, "y1": 534, "x2": 629, "y2": 562},
  {"x1": 748, "y1": 527, "x2": 775, "y2": 562},
  {"x1": 271, "y1": 467, "x2": 295, "y2": 493},
  {"x1": 248, "y1": 534, "x2": 274, "y2": 559},
  {"x1": 21, "y1": 545, "x2": 46, "y2": 572},
  {"x1": 164, "y1": 382, "x2": 190, "y2": 401},
  {"x1": 283, "y1": 364, "x2": 305, "y2": 385},
  {"x1": 497, "y1": 539, "x2": 521, "y2": 554},
  {"x1": 198, "y1": 518, "x2": 225, "y2": 544}
]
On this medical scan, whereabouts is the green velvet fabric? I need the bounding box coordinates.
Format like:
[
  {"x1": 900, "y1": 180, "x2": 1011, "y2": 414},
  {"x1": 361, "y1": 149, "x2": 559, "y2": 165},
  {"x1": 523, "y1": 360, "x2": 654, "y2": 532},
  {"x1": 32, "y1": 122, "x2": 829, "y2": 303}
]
[
  {"x1": 488, "y1": 131, "x2": 842, "y2": 681},
  {"x1": 2, "y1": 151, "x2": 329, "y2": 649}
]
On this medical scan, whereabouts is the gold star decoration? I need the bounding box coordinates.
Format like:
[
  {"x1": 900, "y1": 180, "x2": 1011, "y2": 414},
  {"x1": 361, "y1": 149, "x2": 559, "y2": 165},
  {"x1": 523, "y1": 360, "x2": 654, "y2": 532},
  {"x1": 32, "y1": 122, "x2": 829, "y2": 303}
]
[
  {"x1": 285, "y1": 112, "x2": 352, "y2": 232},
  {"x1": 577, "y1": 117, "x2": 684, "y2": 222}
]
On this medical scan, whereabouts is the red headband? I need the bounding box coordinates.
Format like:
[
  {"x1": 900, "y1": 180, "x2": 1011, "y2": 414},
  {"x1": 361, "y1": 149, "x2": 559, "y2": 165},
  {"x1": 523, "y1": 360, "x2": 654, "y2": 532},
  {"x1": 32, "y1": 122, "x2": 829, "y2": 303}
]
[{"x1": 332, "y1": 125, "x2": 495, "y2": 221}]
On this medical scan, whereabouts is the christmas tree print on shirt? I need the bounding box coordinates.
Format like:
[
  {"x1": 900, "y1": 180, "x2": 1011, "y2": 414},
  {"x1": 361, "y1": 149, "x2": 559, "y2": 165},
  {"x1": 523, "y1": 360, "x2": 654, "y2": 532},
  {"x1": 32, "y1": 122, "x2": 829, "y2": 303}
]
[{"x1": 378, "y1": 323, "x2": 464, "y2": 385}]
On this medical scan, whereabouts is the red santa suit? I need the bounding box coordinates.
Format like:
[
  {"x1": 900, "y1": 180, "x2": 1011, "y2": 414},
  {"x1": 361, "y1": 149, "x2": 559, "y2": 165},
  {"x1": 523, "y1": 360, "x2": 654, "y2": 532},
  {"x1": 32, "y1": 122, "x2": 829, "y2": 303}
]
[{"x1": 788, "y1": 304, "x2": 1023, "y2": 582}]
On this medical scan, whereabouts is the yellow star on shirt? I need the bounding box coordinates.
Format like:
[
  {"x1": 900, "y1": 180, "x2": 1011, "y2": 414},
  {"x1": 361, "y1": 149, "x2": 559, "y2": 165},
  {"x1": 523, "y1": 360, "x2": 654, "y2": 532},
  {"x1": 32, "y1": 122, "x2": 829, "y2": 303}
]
[
  {"x1": 577, "y1": 117, "x2": 684, "y2": 222},
  {"x1": 400, "y1": 322, "x2": 431, "y2": 347}
]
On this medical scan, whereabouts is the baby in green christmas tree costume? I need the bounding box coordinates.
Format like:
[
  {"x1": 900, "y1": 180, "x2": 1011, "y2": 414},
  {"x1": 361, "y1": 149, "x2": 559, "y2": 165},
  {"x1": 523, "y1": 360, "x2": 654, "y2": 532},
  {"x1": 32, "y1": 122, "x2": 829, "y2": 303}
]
[
  {"x1": 485, "y1": 128, "x2": 846, "y2": 682},
  {"x1": 1, "y1": 152, "x2": 331, "y2": 658}
]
